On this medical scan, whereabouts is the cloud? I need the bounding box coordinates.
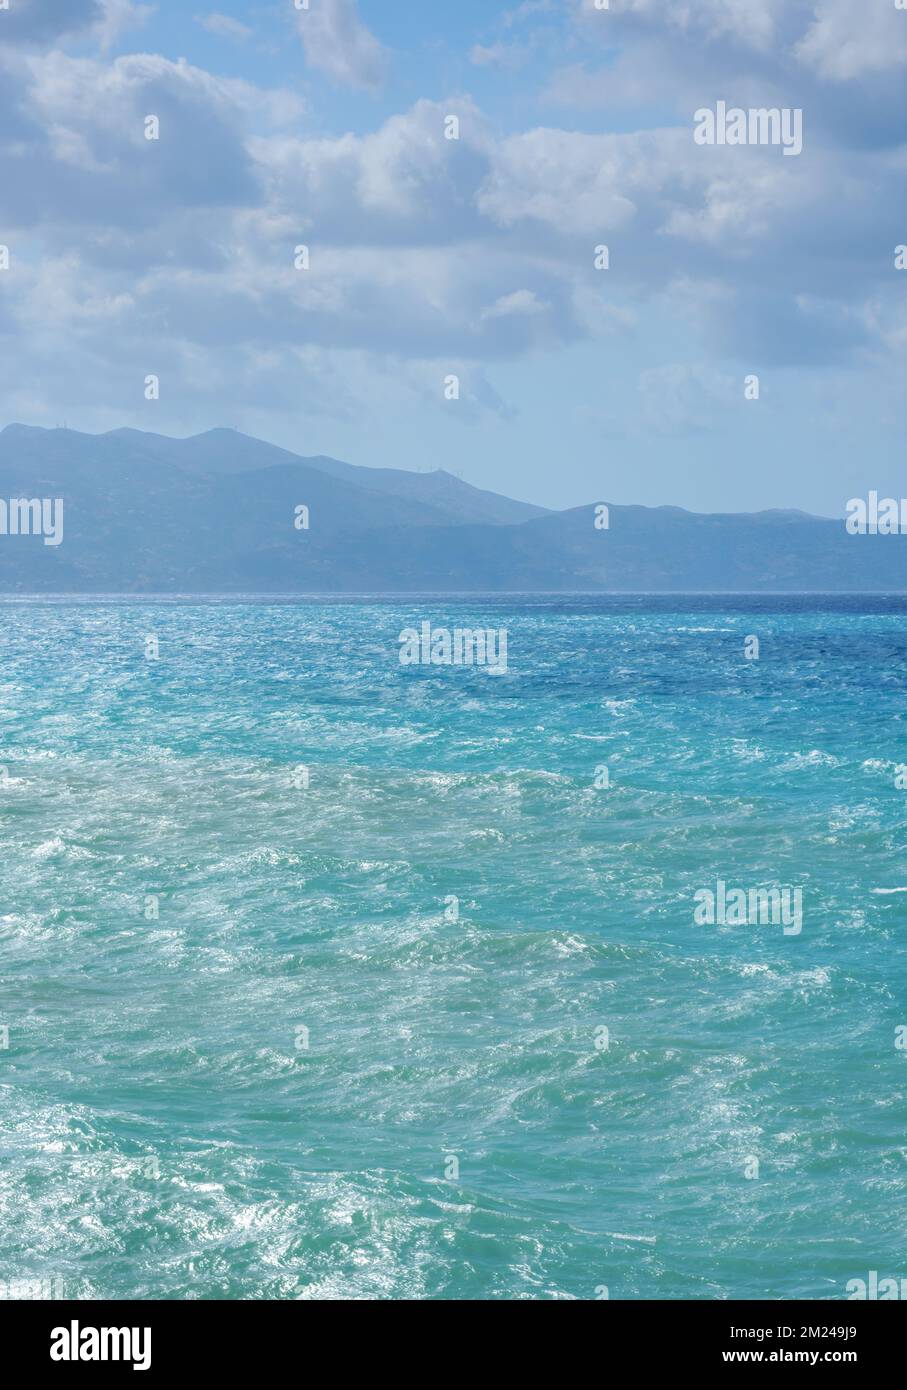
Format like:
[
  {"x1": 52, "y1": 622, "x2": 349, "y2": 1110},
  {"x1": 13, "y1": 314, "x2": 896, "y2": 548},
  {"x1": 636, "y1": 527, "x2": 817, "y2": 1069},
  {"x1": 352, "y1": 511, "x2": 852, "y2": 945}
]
[
  {"x1": 92, "y1": 0, "x2": 154, "y2": 51},
  {"x1": 251, "y1": 99, "x2": 493, "y2": 241},
  {"x1": 0, "y1": 0, "x2": 151, "y2": 49},
  {"x1": 296, "y1": 0, "x2": 389, "y2": 92},
  {"x1": 0, "y1": 0, "x2": 101, "y2": 44},
  {"x1": 574, "y1": 0, "x2": 786, "y2": 51},
  {"x1": 480, "y1": 289, "x2": 548, "y2": 320},
  {"x1": 477, "y1": 127, "x2": 674, "y2": 238},
  {"x1": 571, "y1": 0, "x2": 907, "y2": 84},
  {"x1": 470, "y1": 42, "x2": 528, "y2": 71},
  {"x1": 1, "y1": 49, "x2": 301, "y2": 230},
  {"x1": 505, "y1": 0, "x2": 556, "y2": 25},
  {"x1": 795, "y1": 0, "x2": 907, "y2": 81},
  {"x1": 0, "y1": 5, "x2": 904, "y2": 439},
  {"x1": 197, "y1": 12, "x2": 253, "y2": 44}
]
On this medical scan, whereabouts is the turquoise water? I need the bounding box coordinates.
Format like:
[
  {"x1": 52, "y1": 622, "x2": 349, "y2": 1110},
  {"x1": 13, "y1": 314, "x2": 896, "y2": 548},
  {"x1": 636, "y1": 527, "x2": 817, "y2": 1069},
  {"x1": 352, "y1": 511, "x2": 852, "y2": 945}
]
[{"x1": 0, "y1": 596, "x2": 904, "y2": 1300}]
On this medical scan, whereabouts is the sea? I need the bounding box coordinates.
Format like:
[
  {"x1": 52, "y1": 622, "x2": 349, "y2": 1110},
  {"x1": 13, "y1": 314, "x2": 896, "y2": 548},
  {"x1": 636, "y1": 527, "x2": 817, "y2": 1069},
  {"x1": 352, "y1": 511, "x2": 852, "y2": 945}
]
[{"x1": 0, "y1": 594, "x2": 904, "y2": 1300}]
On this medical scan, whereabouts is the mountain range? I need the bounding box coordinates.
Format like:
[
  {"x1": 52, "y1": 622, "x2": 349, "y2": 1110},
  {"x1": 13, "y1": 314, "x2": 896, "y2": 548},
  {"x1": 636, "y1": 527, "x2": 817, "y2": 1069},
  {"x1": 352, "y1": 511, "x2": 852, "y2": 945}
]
[{"x1": 0, "y1": 423, "x2": 902, "y2": 593}]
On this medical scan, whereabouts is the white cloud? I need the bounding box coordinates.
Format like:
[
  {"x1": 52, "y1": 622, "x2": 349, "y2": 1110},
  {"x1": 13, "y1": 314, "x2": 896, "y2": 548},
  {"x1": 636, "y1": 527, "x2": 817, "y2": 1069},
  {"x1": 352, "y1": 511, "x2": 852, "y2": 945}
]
[
  {"x1": 93, "y1": 0, "x2": 155, "y2": 52},
  {"x1": 0, "y1": 13, "x2": 902, "y2": 438},
  {"x1": 252, "y1": 99, "x2": 492, "y2": 235},
  {"x1": 481, "y1": 289, "x2": 548, "y2": 320},
  {"x1": 572, "y1": 0, "x2": 907, "y2": 84},
  {"x1": 197, "y1": 12, "x2": 253, "y2": 44},
  {"x1": 795, "y1": 0, "x2": 907, "y2": 80},
  {"x1": 575, "y1": 0, "x2": 784, "y2": 51},
  {"x1": 477, "y1": 127, "x2": 668, "y2": 237},
  {"x1": 470, "y1": 42, "x2": 527, "y2": 71},
  {"x1": 296, "y1": 0, "x2": 388, "y2": 92},
  {"x1": 0, "y1": 0, "x2": 101, "y2": 45}
]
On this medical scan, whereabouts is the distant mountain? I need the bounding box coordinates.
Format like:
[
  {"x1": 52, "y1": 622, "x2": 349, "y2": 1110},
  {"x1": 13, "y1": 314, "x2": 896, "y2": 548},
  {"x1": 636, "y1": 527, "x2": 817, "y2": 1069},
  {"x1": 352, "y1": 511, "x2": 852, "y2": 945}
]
[
  {"x1": 299, "y1": 455, "x2": 547, "y2": 527},
  {"x1": 102, "y1": 426, "x2": 547, "y2": 526},
  {"x1": 0, "y1": 423, "x2": 904, "y2": 592}
]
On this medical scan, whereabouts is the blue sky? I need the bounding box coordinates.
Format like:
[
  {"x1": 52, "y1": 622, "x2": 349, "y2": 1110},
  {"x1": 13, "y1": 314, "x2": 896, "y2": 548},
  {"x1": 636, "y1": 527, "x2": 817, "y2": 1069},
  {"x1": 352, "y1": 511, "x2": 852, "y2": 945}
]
[{"x1": 1, "y1": 0, "x2": 906, "y2": 514}]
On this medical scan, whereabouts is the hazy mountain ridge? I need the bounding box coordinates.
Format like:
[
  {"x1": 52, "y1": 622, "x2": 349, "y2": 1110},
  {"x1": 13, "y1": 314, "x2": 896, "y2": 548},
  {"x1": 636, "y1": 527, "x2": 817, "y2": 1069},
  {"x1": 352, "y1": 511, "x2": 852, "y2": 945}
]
[{"x1": 0, "y1": 424, "x2": 903, "y2": 593}]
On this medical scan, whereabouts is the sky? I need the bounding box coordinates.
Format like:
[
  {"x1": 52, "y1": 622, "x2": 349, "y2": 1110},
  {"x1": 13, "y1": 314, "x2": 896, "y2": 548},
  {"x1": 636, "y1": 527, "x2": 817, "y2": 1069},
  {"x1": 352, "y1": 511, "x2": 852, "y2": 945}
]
[{"x1": 1, "y1": 0, "x2": 906, "y2": 515}]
